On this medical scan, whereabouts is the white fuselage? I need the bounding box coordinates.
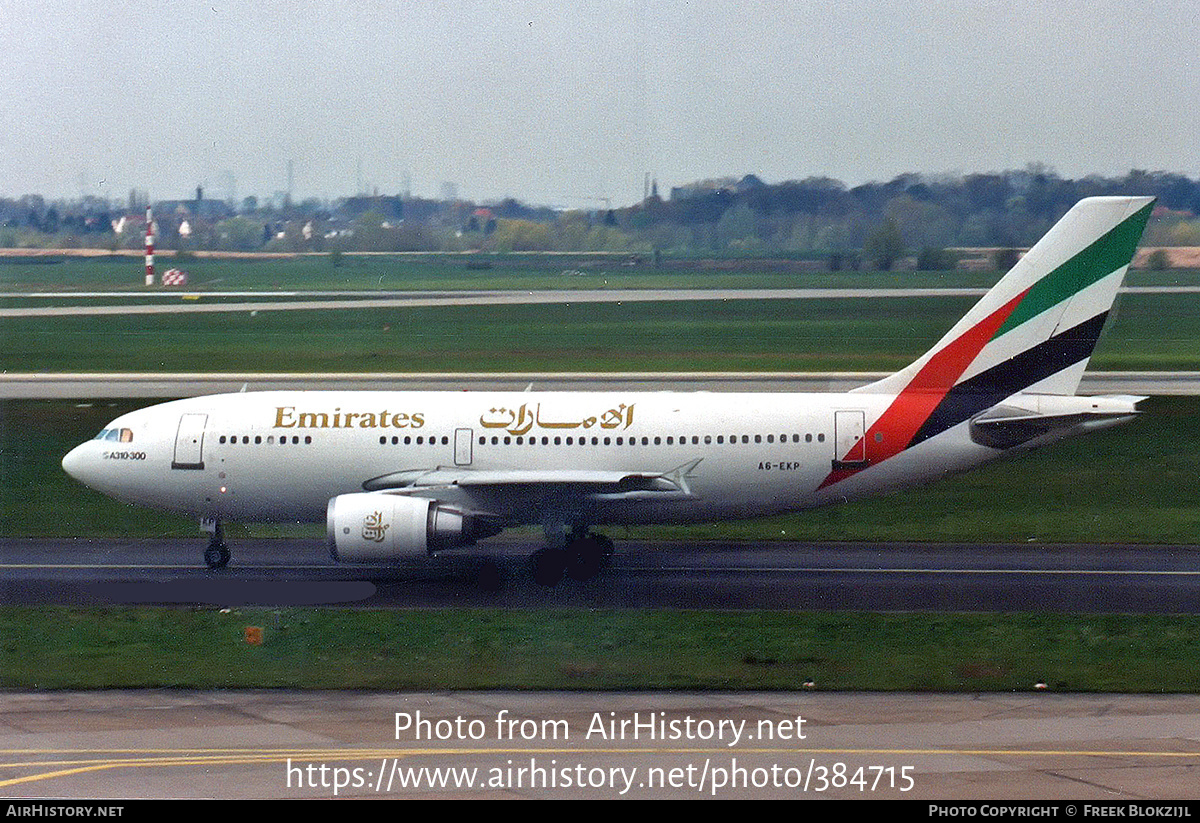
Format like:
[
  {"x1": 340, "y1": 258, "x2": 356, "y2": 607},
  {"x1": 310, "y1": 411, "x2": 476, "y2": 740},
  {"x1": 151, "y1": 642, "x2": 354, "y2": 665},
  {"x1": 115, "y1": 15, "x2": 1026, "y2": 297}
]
[{"x1": 62, "y1": 389, "x2": 1007, "y2": 529}]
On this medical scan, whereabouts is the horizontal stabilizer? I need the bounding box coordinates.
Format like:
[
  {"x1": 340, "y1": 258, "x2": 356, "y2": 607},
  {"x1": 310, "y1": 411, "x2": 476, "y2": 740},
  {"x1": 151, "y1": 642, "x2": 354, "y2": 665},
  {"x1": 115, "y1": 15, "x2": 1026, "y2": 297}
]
[{"x1": 969, "y1": 394, "x2": 1144, "y2": 449}]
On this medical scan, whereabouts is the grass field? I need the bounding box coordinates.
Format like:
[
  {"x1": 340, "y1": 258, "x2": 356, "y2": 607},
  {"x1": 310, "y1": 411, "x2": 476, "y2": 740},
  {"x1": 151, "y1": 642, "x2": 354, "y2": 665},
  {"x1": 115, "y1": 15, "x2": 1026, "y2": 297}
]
[
  {"x1": 5, "y1": 608, "x2": 1200, "y2": 691},
  {"x1": 3, "y1": 253, "x2": 1200, "y2": 293},
  {"x1": 3, "y1": 291, "x2": 1199, "y2": 373},
  {"x1": 0, "y1": 253, "x2": 984, "y2": 292},
  {"x1": 4, "y1": 396, "x2": 1198, "y2": 543}
]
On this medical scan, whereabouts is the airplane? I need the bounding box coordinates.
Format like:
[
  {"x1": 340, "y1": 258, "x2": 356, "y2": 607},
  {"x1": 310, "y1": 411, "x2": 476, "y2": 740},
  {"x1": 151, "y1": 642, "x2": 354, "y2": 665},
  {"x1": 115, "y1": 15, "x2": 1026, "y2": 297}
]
[{"x1": 62, "y1": 195, "x2": 1154, "y2": 584}]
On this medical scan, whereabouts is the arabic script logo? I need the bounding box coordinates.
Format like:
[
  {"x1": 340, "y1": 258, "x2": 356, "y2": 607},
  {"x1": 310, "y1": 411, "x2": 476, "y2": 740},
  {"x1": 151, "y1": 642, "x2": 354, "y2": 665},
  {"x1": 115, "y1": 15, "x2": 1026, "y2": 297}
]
[{"x1": 362, "y1": 511, "x2": 389, "y2": 543}]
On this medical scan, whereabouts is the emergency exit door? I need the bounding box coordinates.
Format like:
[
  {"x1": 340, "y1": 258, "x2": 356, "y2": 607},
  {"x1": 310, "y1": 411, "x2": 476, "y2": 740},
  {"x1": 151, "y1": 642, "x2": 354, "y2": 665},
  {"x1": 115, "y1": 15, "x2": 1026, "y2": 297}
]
[
  {"x1": 172, "y1": 413, "x2": 208, "y2": 470},
  {"x1": 832, "y1": 410, "x2": 868, "y2": 470},
  {"x1": 454, "y1": 428, "x2": 473, "y2": 466}
]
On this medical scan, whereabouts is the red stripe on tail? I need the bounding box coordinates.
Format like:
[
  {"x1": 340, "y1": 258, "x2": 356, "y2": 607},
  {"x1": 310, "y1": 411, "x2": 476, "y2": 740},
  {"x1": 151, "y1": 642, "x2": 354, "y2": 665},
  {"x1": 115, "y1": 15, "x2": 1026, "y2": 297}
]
[{"x1": 818, "y1": 288, "x2": 1029, "y2": 489}]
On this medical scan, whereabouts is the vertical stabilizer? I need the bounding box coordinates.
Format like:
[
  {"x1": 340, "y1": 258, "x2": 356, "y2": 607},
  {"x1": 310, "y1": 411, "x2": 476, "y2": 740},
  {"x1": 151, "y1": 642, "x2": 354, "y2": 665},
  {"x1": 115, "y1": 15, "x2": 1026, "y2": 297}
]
[{"x1": 854, "y1": 196, "x2": 1154, "y2": 406}]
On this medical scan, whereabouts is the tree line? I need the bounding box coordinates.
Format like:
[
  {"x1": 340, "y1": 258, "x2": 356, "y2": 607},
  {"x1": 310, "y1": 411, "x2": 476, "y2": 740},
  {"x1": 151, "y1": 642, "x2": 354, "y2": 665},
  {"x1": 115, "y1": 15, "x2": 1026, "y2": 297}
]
[{"x1": 3, "y1": 167, "x2": 1199, "y2": 265}]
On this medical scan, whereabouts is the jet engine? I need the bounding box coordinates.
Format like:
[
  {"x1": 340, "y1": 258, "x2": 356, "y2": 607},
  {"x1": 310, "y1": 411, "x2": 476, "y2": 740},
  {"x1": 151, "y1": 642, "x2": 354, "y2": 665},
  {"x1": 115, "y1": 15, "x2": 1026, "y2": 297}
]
[{"x1": 326, "y1": 493, "x2": 501, "y2": 562}]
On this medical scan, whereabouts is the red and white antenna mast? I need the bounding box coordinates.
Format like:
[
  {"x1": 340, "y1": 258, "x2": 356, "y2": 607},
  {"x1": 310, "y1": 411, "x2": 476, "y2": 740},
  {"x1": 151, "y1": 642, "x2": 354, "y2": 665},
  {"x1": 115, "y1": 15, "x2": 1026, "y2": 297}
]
[{"x1": 144, "y1": 205, "x2": 155, "y2": 286}]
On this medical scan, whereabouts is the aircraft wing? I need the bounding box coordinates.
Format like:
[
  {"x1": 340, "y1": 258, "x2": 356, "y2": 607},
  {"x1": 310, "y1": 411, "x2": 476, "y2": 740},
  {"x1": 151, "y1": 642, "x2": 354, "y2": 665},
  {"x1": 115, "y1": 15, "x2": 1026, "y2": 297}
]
[{"x1": 362, "y1": 459, "x2": 703, "y2": 497}]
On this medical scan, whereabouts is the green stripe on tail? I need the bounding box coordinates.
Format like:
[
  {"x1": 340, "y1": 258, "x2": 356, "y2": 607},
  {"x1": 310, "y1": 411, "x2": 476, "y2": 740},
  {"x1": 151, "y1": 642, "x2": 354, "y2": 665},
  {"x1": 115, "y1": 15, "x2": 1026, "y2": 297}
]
[{"x1": 994, "y1": 200, "x2": 1154, "y2": 338}]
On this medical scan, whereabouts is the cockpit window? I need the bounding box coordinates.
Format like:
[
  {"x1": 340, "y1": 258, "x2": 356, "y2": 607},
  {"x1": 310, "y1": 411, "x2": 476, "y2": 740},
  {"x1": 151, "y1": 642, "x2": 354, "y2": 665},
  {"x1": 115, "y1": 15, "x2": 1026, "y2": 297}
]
[
  {"x1": 120, "y1": 428, "x2": 133, "y2": 442},
  {"x1": 105, "y1": 430, "x2": 120, "y2": 441},
  {"x1": 97, "y1": 428, "x2": 133, "y2": 442},
  {"x1": 93, "y1": 429, "x2": 109, "y2": 440}
]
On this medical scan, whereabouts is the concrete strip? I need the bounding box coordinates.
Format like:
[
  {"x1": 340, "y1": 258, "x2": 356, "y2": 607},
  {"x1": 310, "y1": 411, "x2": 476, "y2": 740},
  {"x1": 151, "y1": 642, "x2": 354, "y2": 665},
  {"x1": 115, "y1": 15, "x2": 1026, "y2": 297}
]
[
  {"x1": 3, "y1": 371, "x2": 1199, "y2": 398},
  {"x1": 1, "y1": 691, "x2": 1198, "y2": 799}
]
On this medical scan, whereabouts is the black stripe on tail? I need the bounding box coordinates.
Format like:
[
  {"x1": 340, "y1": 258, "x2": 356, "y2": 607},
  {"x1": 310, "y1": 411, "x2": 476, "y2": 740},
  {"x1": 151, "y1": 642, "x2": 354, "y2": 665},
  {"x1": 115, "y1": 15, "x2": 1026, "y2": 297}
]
[{"x1": 909, "y1": 312, "x2": 1109, "y2": 449}]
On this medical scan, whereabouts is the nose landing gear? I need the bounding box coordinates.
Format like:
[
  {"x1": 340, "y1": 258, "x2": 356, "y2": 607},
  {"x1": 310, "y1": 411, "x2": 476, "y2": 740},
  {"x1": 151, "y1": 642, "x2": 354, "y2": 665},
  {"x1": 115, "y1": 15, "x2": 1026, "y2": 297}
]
[{"x1": 201, "y1": 518, "x2": 230, "y2": 570}]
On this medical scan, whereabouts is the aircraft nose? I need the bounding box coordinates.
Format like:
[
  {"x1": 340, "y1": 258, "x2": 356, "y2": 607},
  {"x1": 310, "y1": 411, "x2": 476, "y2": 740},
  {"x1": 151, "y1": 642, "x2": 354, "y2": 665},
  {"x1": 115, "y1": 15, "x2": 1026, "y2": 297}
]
[{"x1": 62, "y1": 443, "x2": 93, "y2": 486}]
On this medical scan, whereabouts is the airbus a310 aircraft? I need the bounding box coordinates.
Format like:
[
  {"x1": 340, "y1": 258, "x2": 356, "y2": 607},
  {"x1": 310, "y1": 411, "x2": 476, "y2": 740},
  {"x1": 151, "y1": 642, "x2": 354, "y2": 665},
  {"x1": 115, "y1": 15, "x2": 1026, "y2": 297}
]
[{"x1": 63, "y1": 196, "x2": 1154, "y2": 584}]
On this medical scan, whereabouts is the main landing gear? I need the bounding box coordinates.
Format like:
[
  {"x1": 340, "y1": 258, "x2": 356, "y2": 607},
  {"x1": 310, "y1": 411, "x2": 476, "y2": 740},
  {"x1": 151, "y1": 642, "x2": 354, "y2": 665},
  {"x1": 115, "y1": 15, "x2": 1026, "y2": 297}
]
[
  {"x1": 531, "y1": 526, "x2": 614, "y2": 586},
  {"x1": 202, "y1": 518, "x2": 231, "y2": 571}
]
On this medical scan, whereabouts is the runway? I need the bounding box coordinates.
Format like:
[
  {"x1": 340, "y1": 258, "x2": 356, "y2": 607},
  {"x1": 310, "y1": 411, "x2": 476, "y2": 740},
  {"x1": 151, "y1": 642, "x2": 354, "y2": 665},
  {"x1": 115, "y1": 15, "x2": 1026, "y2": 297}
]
[
  {"x1": 1, "y1": 284, "x2": 1196, "y2": 317},
  {"x1": 4, "y1": 538, "x2": 1199, "y2": 612},
  {"x1": 5, "y1": 370, "x2": 1200, "y2": 397}
]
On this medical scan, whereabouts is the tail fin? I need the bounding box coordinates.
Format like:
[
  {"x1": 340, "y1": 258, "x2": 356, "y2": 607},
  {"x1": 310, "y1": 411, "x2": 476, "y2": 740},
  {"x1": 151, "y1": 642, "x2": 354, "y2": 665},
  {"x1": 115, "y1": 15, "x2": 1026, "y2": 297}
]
[{"x1": 856, "y1": 196, "x2": 1154, "y2": 405}]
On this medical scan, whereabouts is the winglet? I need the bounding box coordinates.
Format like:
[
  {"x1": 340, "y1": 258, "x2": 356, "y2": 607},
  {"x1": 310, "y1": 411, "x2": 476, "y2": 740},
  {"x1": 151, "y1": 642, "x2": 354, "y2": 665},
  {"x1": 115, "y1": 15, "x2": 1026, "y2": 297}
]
[{"x1": 658, "y1": 458, "x2": 703, "y2": 496}]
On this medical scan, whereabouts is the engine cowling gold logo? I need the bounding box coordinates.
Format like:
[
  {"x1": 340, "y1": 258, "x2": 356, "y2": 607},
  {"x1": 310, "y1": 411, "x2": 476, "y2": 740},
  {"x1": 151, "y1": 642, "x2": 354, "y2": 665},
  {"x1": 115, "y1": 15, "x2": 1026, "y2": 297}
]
[{"x1": 362, "y1": 511, "x2": 389, "y2": 543}]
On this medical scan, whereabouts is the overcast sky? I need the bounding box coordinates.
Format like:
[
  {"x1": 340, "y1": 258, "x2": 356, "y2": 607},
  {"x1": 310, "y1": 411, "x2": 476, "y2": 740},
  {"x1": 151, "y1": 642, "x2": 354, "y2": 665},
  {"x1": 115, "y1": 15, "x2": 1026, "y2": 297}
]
[{"x1": 2, "y1": 0, "x2": 1197, "y2": 207}]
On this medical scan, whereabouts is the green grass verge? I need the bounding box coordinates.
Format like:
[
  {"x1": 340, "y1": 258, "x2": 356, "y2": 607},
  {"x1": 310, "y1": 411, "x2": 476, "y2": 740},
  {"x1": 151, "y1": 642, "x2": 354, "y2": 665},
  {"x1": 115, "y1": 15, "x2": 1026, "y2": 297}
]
[
  {"x1": 4, "y1": 608, "x2": 1200, "y2": 691},
  {"x1": 5, "y1": 397, "x2": 1199, "y2": 543},
  {"x1": 3, "y1": 253, "x2": 1199, "y2": 293},
  {"x1": 0, "y1": 254, "x2": 1001, "y2": 293},
  {"x1": 4, "y1": 292, "x2": 1199, "y2": 372}
]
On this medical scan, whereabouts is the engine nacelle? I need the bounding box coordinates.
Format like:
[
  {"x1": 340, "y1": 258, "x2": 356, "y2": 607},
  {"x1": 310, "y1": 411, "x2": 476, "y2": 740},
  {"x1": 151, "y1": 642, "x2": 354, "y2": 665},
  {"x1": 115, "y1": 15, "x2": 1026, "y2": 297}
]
[{"x1": 327, "y1": 493, "x2": 500, "y2": 562}]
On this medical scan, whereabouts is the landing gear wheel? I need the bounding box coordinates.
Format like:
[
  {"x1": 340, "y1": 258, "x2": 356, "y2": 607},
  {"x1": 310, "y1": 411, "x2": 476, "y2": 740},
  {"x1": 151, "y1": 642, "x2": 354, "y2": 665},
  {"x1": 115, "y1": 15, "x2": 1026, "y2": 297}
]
[
  {"x1": 565, "y1": 537, "x2": 605, "y2": 581},
  {"x1": 531, "y1": 547, "x2": 566, "y2": 587},
  {"x1": 204, "y1": 543, "x2": 230, "y2": 570}
]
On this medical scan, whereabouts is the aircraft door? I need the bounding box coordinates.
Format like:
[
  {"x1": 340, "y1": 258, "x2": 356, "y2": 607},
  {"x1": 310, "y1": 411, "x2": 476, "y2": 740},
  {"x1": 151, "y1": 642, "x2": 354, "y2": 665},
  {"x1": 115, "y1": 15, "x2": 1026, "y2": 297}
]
[
  {"x1": 172, "y1": 413, "x2": 208, "y2": 470},
  {"x1": 833, "y1": 410, "x2": 868, "y2": 469},
  {"x1": 454, "y1": 428, "x2": 473, "y2": 466}
]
